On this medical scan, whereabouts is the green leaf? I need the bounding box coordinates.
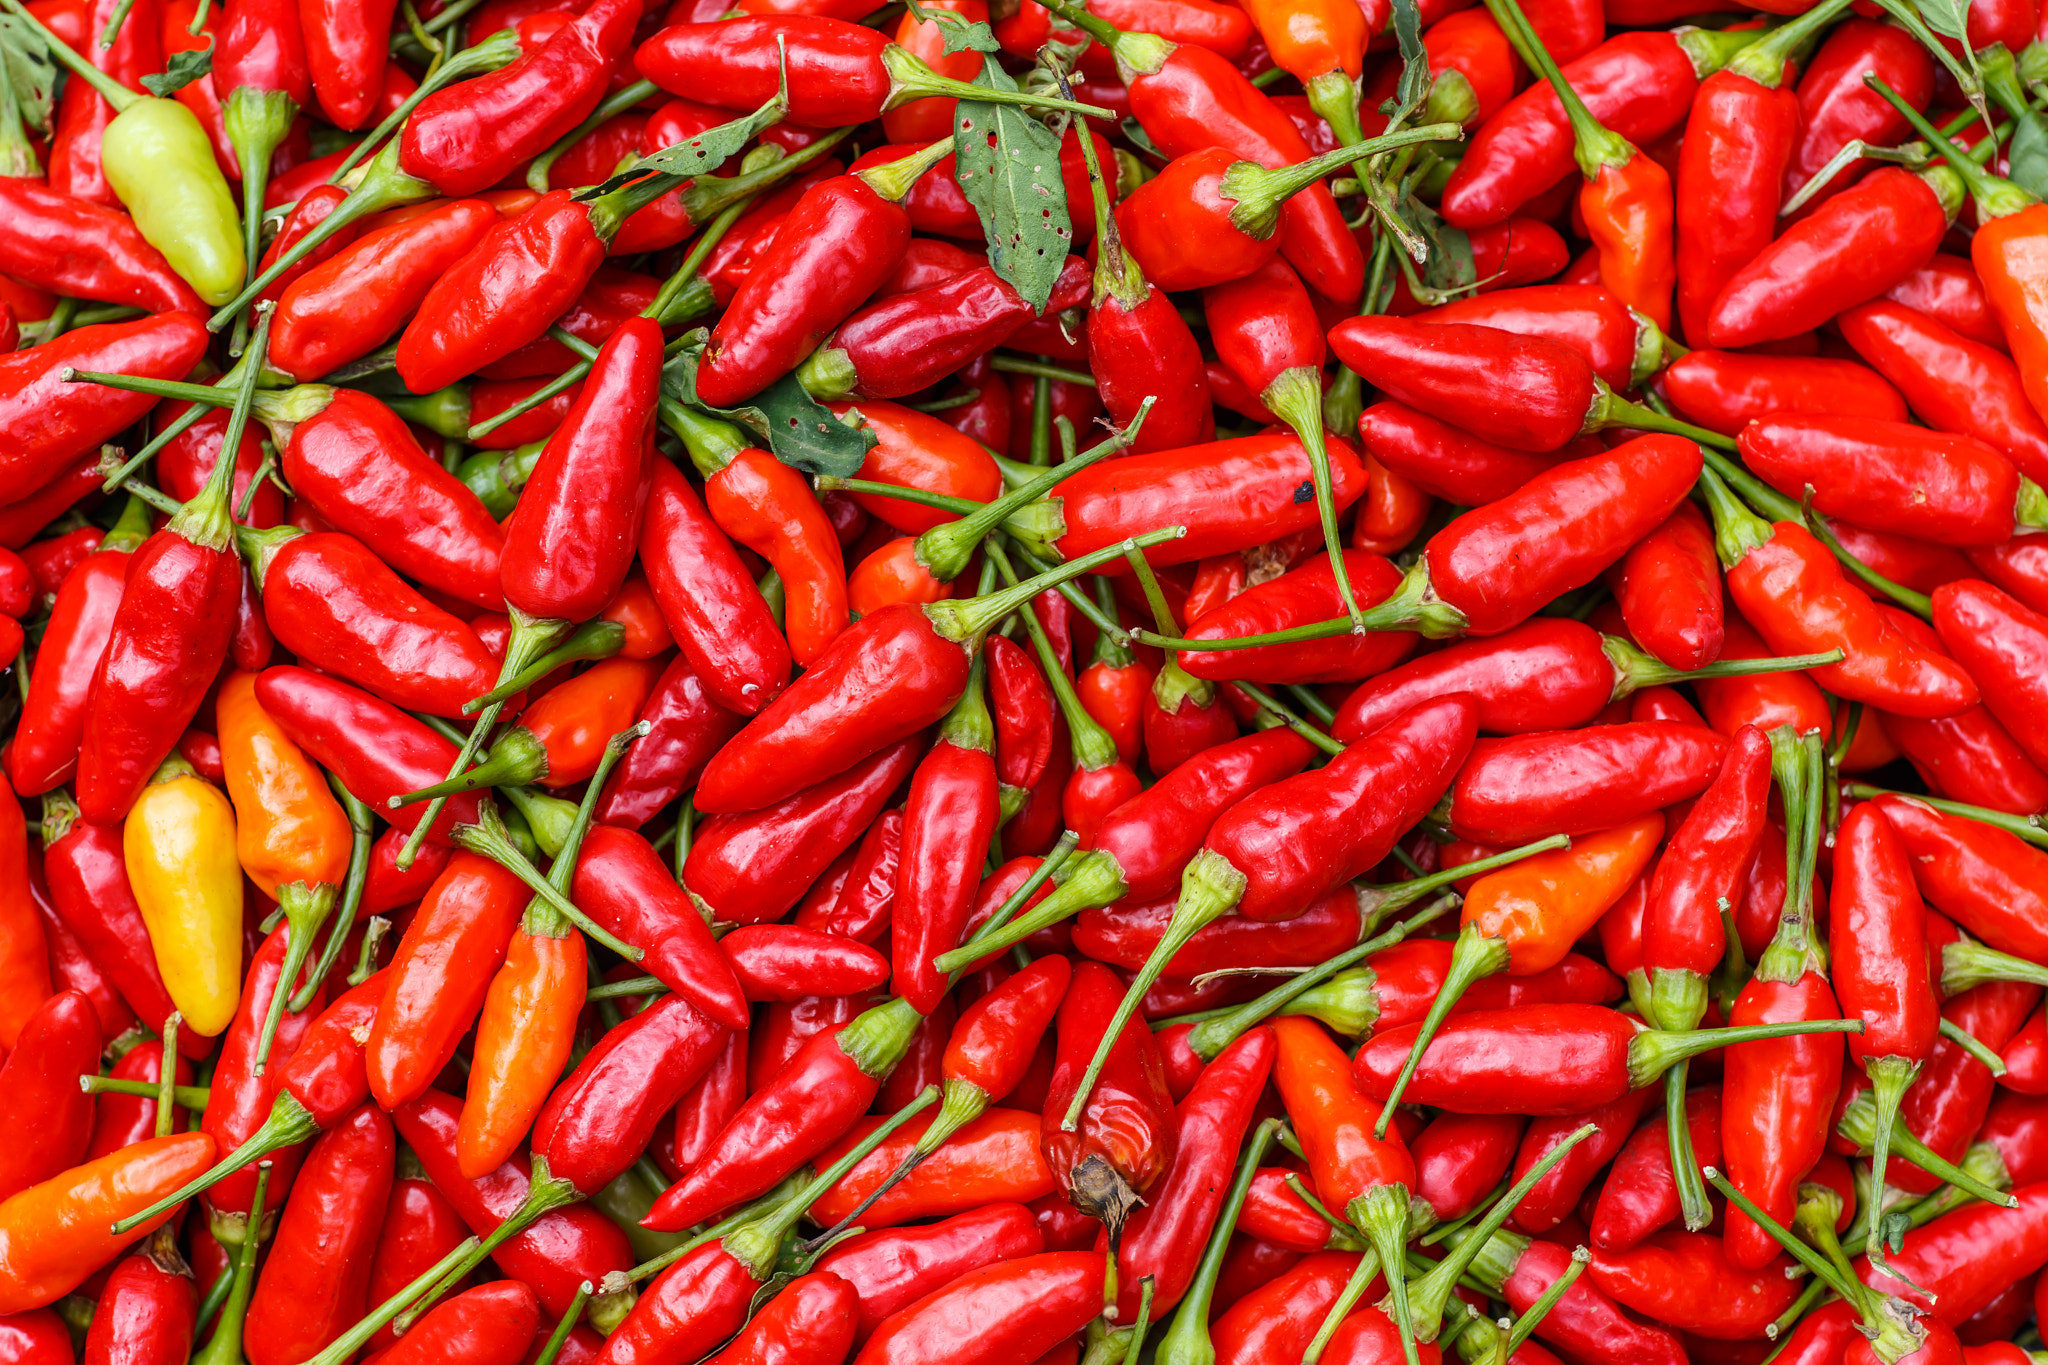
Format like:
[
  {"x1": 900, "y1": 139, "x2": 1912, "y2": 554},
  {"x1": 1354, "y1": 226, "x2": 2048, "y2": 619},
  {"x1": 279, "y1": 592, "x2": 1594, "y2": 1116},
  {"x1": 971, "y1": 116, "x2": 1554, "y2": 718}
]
[
  {"x1": 0, "y1": 12, "x2": 57, "y2": 134},
  {"x1": 576, "y1": 89, "x2": 786, "y2": 202},
  {"x1": 1389, "y1": 0, "x2": 1430, "y2": 124},
  {"x1": 904, "y1": 0, "x2": 1000, "y2": 54},
  {"x1": 2011, "y1": 111, "x2": 2048, "y2": 199},
  {"x1": 1913, "y1": 0, "x2": 1969, "y2": 42},
  {"x1": 955, "y1": 55, "x2": 1073, "y2": 313},
  {"x1": 140, "y1": 40, "x2": 211, "y2": 97},
  {"x1": 663, "y1": 334, "x2": 877, "y2": 478}
]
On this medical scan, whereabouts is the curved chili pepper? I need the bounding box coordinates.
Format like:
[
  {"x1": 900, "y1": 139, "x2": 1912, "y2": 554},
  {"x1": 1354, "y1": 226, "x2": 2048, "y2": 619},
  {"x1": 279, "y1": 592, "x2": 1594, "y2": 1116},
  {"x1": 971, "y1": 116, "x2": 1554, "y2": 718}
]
[
  {"x1": 242, "y1": 1102, "x2": 393, "y2": 1365},
  {"x1": 200, "y1": 921, "x2": 328, "y2": 1220},
  {"x1": 806, "y1": 1106, "x2": 1053, "y2": 1231},
  {"x1": 359, "y1": 1177, "x2": 470, "y2": 1354},
  {"x1": 1589, "y1": 1086, "x2": 1722, "y2": 1251},
  {"x1": 1587, "y1": 1229, "x2": 1804, "y2": 1342},
  {"x1": 279, "y1": 389, "x2": 505, "y2": 611},
  {"x1": 639, "y1": 457, "x2": 792, "y2": 716},
  {"x1": 641, "y1": 992, "x2": 928, "y2": 1231},
  {"x1": 669, "y1": 414, "x2": 846, "y2": 668},
  {"x1": 535, "y1": 993, "x2": 729, "y2": 1197},
  {"x1": 1707, "y1": 166, "x2": 1959, "y2": 348},
  {"x1": 375, "y1": 1279, "x2": 541, "y2": 1365},
  {"x1": 393, "y1": 1088, "x2": 634, "y2": 1320},
  {"x1": 1510, "y1": 1089, "x2": 1655, "y2": 1235},
  {"x1": 1859, "y1": 1185, "x2": 2048, "y2": 1325},
  {"x1": 1174, "y1": 550, "x2": 1417, "y2": 682},
  {"x1": 1785, "y1": 18, "x2": 1932, "y2": 208},
  {"x1": 0, "y1": 1131, "x2": 217, "y2": 1316},
  {"x1": 39, "y1": 794, "x2": 183, "y2": 1053},
  {"x1": 1704, "y1": 480, "x2": 1980, "y2": 720}
]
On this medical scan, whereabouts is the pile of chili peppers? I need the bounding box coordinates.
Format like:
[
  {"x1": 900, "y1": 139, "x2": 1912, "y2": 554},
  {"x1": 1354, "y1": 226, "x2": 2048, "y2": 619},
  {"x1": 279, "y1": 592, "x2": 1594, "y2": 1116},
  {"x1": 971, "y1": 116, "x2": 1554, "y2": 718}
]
[{"x1": 15, "y1": 0, "x2": 2048, "y2": 1357}]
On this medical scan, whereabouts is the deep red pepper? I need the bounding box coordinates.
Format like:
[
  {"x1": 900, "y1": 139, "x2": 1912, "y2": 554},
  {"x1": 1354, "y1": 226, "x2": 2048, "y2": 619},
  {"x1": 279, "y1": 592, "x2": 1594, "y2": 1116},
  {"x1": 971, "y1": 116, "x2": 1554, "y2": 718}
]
[
  {"x1": 815, "y1": 1203, "x2": 1044, "y2": 1346},
  {"x1": 1590, "y1": 1085, "x2": 1722, "y2": 1251},
  {"x1": 83, "y1": 1226, "x2": 197, "y2": 1365},
  {"x1": 1174, "y1": 550, "x2": 1418, "y2": 683},
  {"x1": 1658, "y1": 349, "x2": 1908, "y2": 436},
  {"x1": 204, "y1": 922, "x2": 328, "y2": 1216},
  {"x1": 593, "y1": 654, "x2": 744, "y2": 828},
  {"x1": 0, "y1": 991, "x2": 98, "y2": 1205},
  {"x1": 1610, "y1": 502, "x2": 1723, "y2": 672},
  {"x1": 376, "y1": 1279, "x2": 541, "y2": 1365},
  {"x1": 47, "y1": 0, "x2": 158, "y2": 206},
  {"x1": 534, "y1": 994, "x2": 729, "y2": 1196},
  {"x1": 242, "y1": 1103, "x2": 393, "y2": 1365},
  {"x1": 798, "y1": 812, "x2": 903, "y2": 945},
  {"x1": 1784, "y1": 18, "x2": 1932, "y2": 209},
  {"x1": 40, "y1": 794, "x2": 190, "y2": 1050},
  {"x1": 0, "y1": 180, "x2": 205, "y2": 315},
  {"x1": 1510, "y1": 1089, "x2": 1654, "y2": 1235}
]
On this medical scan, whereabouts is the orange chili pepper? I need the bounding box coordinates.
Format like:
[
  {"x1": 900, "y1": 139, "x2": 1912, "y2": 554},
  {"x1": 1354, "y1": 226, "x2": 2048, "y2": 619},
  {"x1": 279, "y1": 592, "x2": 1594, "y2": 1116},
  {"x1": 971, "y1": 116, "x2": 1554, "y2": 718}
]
[
  {"x1": 1373, "y1": 816, "x2": 1663, "y2": 1130},
  {"x1": 848, "y1": 536, "x2": 954, "y2": 620},
  {"x1": 517, "y1": 656, "x2": 663, "y2": 788},
  {"x1": 598, "y1": 575, "x2": 675, "y2": 660},
  {"x1": 0, "y1": 786, "x2": 53, "y2": 1052},
  {"x1": 881, "y1": 0, "x2": 989, "y2": 144},
  {"x1": 216, "y1": 671, "x2": 352, "y2": 900},
  {"x1": 457, "y1": 728, "x2": 634, "y2": 1177},
  {"x1": 1352, "y1": 453, "x2": 1433, "y2": 558},
  {"x1": 1238, "y1": 0, "x2": 1367, "y2": 162},
  {"x1": 0, "y1": 1131, "x2": 218, "y2": 1315},
  {"x1": 824, "y1": 400, "x2": 1004, "y2": 536}
]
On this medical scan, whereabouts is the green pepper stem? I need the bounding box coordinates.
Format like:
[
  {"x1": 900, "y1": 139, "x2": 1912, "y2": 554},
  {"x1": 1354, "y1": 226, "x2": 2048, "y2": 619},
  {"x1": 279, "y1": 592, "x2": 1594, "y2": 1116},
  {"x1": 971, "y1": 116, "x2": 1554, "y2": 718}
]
[
  {"x1": 1355, "y1": 836, "x2": 1567, "y2": 936},
  {"x1": 1753, "y1": 727, "x2": 1828, "y2": 985},
  {"x1": 796, "y1": 1075, "x2": 984, "y2": 1254},
  {"x1": 465, "y1": 622, "x2": 627, "y2": 713},
  {"x1": 1501, "y1": 1248, "x2": 1587, "y2": 1360},
  {"x1": 987, "y1": 540, "x2": 1121, "y2": 771},
  {"x1": 932, "y1": 832, "x2": 1086, "y2": 974},
  {"x1": 917, "y1": 399, "x2": 1151, "y2": 582},
  {"x1": 1263, "y1": 368, "x2": 1367, "y2": 627},
  {"x1": 168, "y1": 306, "x2": 271, "y2": 555},
  {"x1": 880, "y1": 47, "x2": 1113, "y2": 119},
  {"x1": 288, "y1": 777, "x2": 374, "y2": 1012},
  {"x1": 210, "y1": 140, "x2": 435, "y2": 330},
  {"x1": 1374, "y1": 924, "x2": 1513, "y2": 1137},
  {"x1": 189, "y1": 1164, "x2": 269, "y2": 1365},
  {"x1": 1665, "y1": 1061, "x2": 1712, "y2": 1231},
  {"x1": 110, "y1": 1091, "x2": 319, "y2": 1235},
  {"x1": 1605, "y1": 635, "x2": 1844, "y2": 697},
  {"x1": 451, "y1": 801, "x2": 644, "y2": 961},
  {"x1": 1481, "y1": 0, "x2": 1627, "y2": 176},
  {"x1": 1627, "y1": 1018, "x2": 1863, "y2": 1090},
  {"x1": 1940, "y1": 935, "x2": 2048, "y2": 996},
  {"x1": 1221, "y1": 124, "x2": 1464, "y2": 239},
  {"x1": 395, "y1": 727, "x2": 550, "y2": 803},
  {"x1": 0, "y1": 0, "x2": 138, "y2": 110},
  {"x1": 1060, "y1": 849, "x2": 1246, "y2": 1133},
  {"x1": 224, "y1": 87, "x2": 298, "y2": 300},
  {"x1": 928, "y1": 528, "x2": 1184, "y2": 646},
  {"x1": 1850, "y1": 785, "x2": 2048, "y2": 854},
  {"x1": 153, "y1": 1011, "x2": 182, "y2": 1136},
  {"x1": 1155, "y1": 1119, "x2": 1277, "y2": 1365},
  {"x1": 83, "y1": 1074, "x2": 211, "y2": 1109},
  {"x1": 250, "y1": 881, "x2": 334, "y2": 1075}
]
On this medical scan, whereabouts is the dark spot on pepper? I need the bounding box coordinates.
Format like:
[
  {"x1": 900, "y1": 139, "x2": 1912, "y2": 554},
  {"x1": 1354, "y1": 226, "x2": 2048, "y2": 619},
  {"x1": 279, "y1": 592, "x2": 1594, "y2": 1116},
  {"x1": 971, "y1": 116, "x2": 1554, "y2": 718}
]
[{"x1": 1294, "y1": 481, "x2": 1313, "y2": 504}]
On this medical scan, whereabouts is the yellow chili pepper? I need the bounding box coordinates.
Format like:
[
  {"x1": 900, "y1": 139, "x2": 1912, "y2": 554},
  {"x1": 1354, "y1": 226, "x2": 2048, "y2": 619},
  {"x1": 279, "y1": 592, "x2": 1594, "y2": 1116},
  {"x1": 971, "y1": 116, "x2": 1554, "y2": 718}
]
[
  {"x1": 216, "y1": 671, "x2": 351, "y2": 899},
  {"x1": 124, "y1": 757, "x2": 243, "y2": 1037},
  {"x1": 2, "y1": 0, "x2": 245, "y2": 306}
]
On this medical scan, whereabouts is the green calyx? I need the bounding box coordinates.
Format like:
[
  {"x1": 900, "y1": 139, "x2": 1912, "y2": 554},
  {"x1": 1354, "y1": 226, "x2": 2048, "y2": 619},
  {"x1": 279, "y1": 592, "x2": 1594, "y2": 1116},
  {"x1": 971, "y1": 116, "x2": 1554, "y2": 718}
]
[
  {"x1": 1754, "y1": 727, "x2": 1828, "y2": 984},
  {"x1": 932, "y1": 846, "x2": 1127, "y2": 974},
  {"x1": 1721, "y1": 0, "x2": 1854, "y2": 88},
  {"x1": 1865, "y1": 72, "x2": 2034, "y2": 222},
  {"x1": 938, "y1": 654, "x2": 995, "y2": 755},
  {"x1": 1624, "y1": 1016, "x2": 1862, "y2": 1092},
  {"x1": 837, "y1": 996, "x2": 927, "y2": 1080},
  {"x1": 924, "y1": 527, "x2": 1184, "y2": 647},
  {"x1": 1645, "y1": 966, "x2": 1708, "y2": 1035}
]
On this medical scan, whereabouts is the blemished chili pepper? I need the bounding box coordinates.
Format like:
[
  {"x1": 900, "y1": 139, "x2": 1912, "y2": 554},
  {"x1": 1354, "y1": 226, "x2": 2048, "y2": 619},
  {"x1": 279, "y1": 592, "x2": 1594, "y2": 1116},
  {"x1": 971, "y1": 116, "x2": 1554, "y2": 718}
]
[
  {"x1": 0, "y1": 991, "x2": 98, "y2": 1205},
  {"x1": 800, "y1": 812, "x2": 904, "y2": 945},
  {"x1": 0, "y1": 1131, "x2": 218, "y2": 1315},
  {"x1": 0, "y1": 313, "x2": 208, "y2": 504},
  {"x1": 1039, "y1": 956, "x2": 1178, "y2": 1252},
  {"x1": 241, "y1": 1103, "x2": 393, "y2": 1365},
  {"x1": 534, "y1": 992, "x2": 729, "y2": 1197}
]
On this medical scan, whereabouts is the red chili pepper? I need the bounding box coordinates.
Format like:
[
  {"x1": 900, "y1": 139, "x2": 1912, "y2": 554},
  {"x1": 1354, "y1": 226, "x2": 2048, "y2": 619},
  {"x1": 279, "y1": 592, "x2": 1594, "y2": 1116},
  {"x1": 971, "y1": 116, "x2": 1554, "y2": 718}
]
[
  {"x1": 358, "y1": 1177, "x2": 469, "y2": 1354},
  {"x1": 1609, "y1": 502, "x2": 1723, "y2": 671},
  {"x1": 1462, "y1": 1231, "x2": 1686, "y2": 1365},
  {"x1": 375, "y1": 1279, "x2": 541, "y2": 1365},
  {"x1": 83, "y1": 1224, "x2": 197, "y2": 1365},
  {"x1": 1860, "y1": 1186, "x2": 2048, "y2": 1326},
  {"x1": 0, "y1": 991, "x2": 97, "y2": 1205},
  {"x1": 1658, "y1": 348, "x2": 1908, "y2": 436},
  {"x1": 639, "y1": 457, "x2": 793, "y2": 716},
  {"x1": 1784, "y1": 18, "x2": 1932, "y2": 209},
  {"x1": 891, "y1": 667, "x2": 999, "y2": 1016},
  {"x1": 640, "y1": 992, "x2": 927, "y2": 1231},
  {"x1": 241, "y1": 1103, "x2": 392, "y2": 1365},
  {"x1": 806, "y1": 1106, "x2": 1055, "y2": 1231},
  {"x1": 535, "y1": 993, "x2": 729, "y2": 1197},
  {"x1": 0, "y1": 314, "x2": 209, "y2": 505},
  {"x1": 0, "y1": 181, "x2": 205, "y2": 315},
  {"x1": 1356, "y1": 402, "x2": 1575, "y2": 509},
  {"x1": 1707, "y1": 166, "x2": 1960, "y2": 348},
  {"x1": 279, "y1": 389, "x2": 506, "y2": 611},
  {"x1": 1174, "y1": 550, "x2": 1418, "y2": 683},
  {"x1": 203, "y1": 922, "x2": 330, "y2": 1217},
  {"x1": 1703, "y1": 478, "x2": 1980, "y2": 720},
  {"x1": 1041, "y1": 958, "x2": 1179, "y2": 1246},
  {"x1": 393, "y1": 1089, "x2": 633, "y2": 1319},
  {"x1": 1590, "y1": 1085, "x2": 1722, "y2": 1251},
  {"x1": 798, "y1": 813, "x2": 904, "y2": 945},
  {"x1": 1588, "y1": 1229, "x2": 1805, "y2": 1343},
  {"x1": 814, "y1": 1204, "x2": 1043, "y2": 1345},
  {"x1": 1441, "y1": 29, "x2": 1741, "y2": 229}
]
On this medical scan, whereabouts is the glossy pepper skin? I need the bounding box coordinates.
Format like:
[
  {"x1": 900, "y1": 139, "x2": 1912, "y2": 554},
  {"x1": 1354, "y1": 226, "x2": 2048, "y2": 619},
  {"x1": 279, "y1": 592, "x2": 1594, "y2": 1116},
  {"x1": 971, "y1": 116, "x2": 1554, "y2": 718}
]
[
  {"x1": 1446, "y1": 723, "x2": 1723, "y2": 845},
  {"x1": 203, "y1": 921, "x2": 328, "y2": 1215},
  {"x1": 815, "y1": 1204, "x2": 1046, "y2": 1344},
  {"x1": 0, "y1": 1131, "x2": 218, "y2": 1316},
  {"x1": 298, "y1": 0, "x2": 396, "y2": 127},
  {"x1": 40, "y1": 797, "x2": 184, "y2": 1056},
  {"x1": 243, "y1": 1103, "x2": 394, "y2": 1365},
  {"x1": 281, "y1": 390, "x2": 507, "y2": 611},
  {"x1": 1739, "y1": 417, "x2": 2028, "y2": 550},
  {"x1": 571, "y1": 828, "x2": 749, "y2": 1028},
  {"x1": 850, "y1": 1250, "x2": 1107, "y2": 1365},
  {"x1": 401, "y1": 0, "x2": 640, "y2": 197},
  {"x1": 639, "y1": 458, "x2": 793, "y2": 716},
  {"x1": 1043, "y1": 959, "x2": 1179, "y2": 1229},
  {"x1": 502, "y1": 317, "x2": 660, "y2": 624},
  {"x1": 0, "y1": 992, "x2": 98, "y2": 1205},
  {"x1": 0, "y1": 179, "x2": 206, "y2": 314}
]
